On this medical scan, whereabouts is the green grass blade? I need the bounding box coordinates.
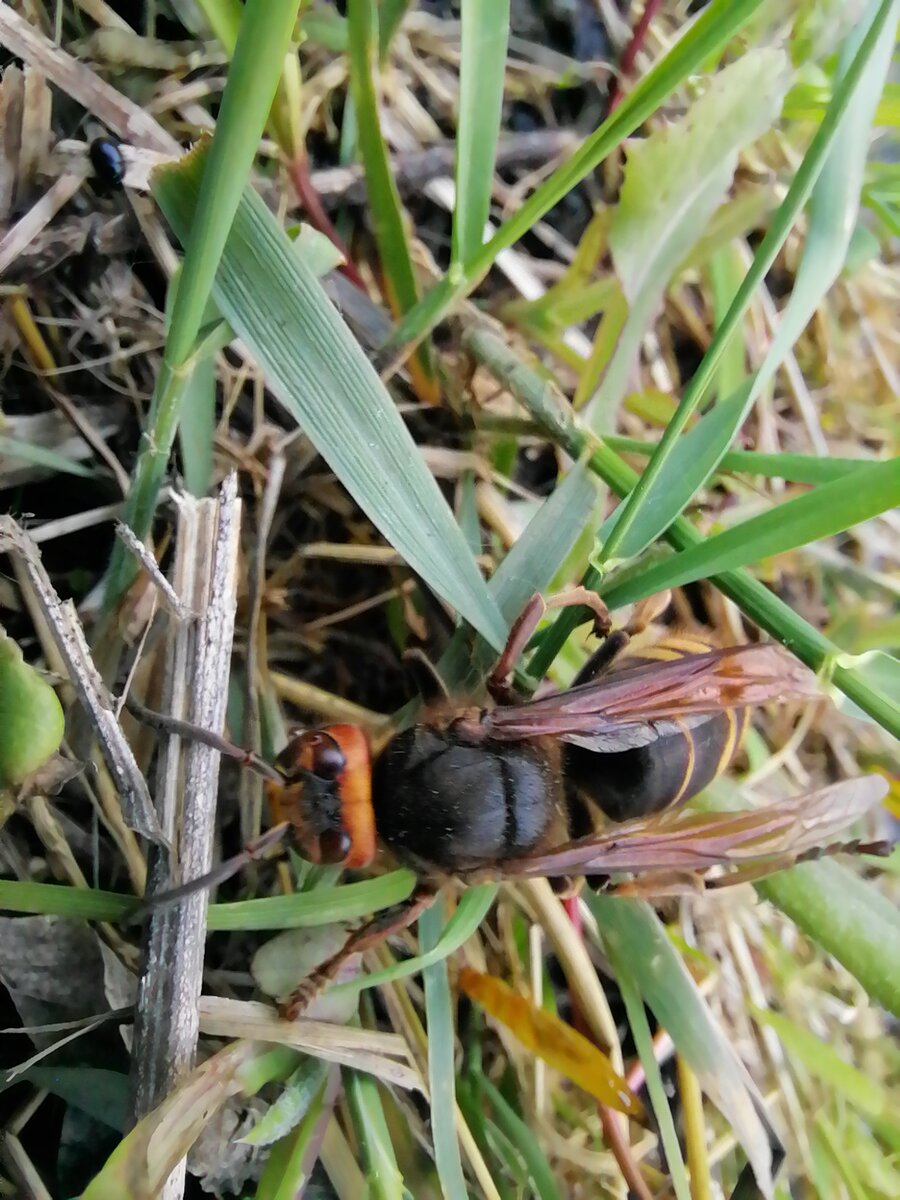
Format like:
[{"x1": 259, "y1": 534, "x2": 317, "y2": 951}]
[
  {"x1": 476, "y1": 1076, "x2": 561, "y2": 1200},
  {"x1": 757, "y1": 861, "x2": 900, "y2": 1019},
  {"x1": 378, "y1": 0, "x2": 411, "y2": 60},
  {"x1": 600, "y1": 381, "x2": 751, "y2": 558},
  {"x1": 591, "y1": 49, "x2": 789, "y2": 427},
  {"x1": 420, "y1": 896, "x2": 469, "y2": 1200},
  {"x1": 347, "y1": 0, "x2": 434, "y2": 391},
  {"x1": 588, "y1": 894, "x2": 773, "y2": 1191},
  {"x1": 346, "y1": 0, "x2": 416, "y2": 313},
  {"x1": 440, "y1": 462, "x2": 598, "y2": 691},
  {"x1": 706, "y1": 244, "x2": 747, "y2": 402},
  {"x1": 345, "y1": 1067, "x2": 406, "y2": 1200},
  {"x1": 465, "y1": 327, "x2": 900, "y2": 738},
  {"x1": 0, "y1": 435, "x2": 94, "y2": 479},
  {"x1": 330, "y1": 885, "x2": 498, "y2": 997},
  {"x1": 596, "y1": 435, "x2": 871, "y2": 485},
  {"x1": 452, "y1": 0, "x2": 510, "y2": 265},
  {"x1": 614, "y1": 966, "x2": 691, "y2": 1200},
  {"x1": 208, "y1": 872, "x2": 417, "y2": 930},
  {"x1": 0, "y1": 880, "x2": 135, "y2": 923},
  {"x1": 387, "y1": 0, "x2": 766, "y2": 348},
  {"x1": 153, "y1": 147, "x2": 506, "y2": 650},
  {"x1": 599, "y1": 459, "x2": 900, "y2": 608},
  {"x1": 108, "y1": 0, "x2": 299, "y2": 599},
  {"x1": 0, "y1": 872, "x2": 417, "y2": 930},
  {"x1": 596, "y1": 0, "x2": 898, "y2": 565},
  {"x1": 177, "y1": 348, "x2": 216, "y2": 497},
  {"x1": 750, "y1": 1007, "x2": 895, "y2": 1118},
  {"x1": 760, "y1": 0, "x2": 896, "y2": 382}
]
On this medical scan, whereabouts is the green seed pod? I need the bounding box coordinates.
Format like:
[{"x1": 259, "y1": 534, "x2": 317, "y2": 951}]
[{"x1": 0, "y1": 629, "x2": 65, "y2": 788}]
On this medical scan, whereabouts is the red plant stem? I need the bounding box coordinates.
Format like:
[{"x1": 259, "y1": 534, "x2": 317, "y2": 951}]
[
  {"x1": 287, "y1": 154, "x2": 367, "y2": 291},
  {"x1": 607, "y1": 0, "x2": 665, "y2": 115}
]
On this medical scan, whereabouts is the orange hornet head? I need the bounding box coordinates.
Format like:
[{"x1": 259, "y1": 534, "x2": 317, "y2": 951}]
[{"x1": 266, "y1": 724, "x2": 375, "y2": 869}]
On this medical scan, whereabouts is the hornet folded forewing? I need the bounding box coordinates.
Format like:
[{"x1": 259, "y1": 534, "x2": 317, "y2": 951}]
[
  {"x1": 477, "y1": 645, "x2": 818, "y2": 752},
  {"x1": 498, "y1": 775, "x2": 888, "y2": 881}
]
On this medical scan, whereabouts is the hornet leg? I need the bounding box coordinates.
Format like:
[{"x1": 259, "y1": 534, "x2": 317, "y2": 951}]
[
  {"x1": 488, "y1": 588, "x2": 612, "y2": 702},
  {"x1": 280, "y1": 888, "x2": 437, "y2": 1019}
]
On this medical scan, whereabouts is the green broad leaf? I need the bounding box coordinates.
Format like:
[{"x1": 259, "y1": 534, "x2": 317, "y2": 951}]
[
  {"x1": 153, "y1": 145, "x2": 505, "y2": 651},
  {"x1": 587, "y1": 894, "x2": 774, "y2": 1193},
  {"x1": 750, "y1": 1007, "x2": 895, "y2": 1120},
  {"x1": 0, "y1": 630, "x2": 65, "y2": 789},
  {"x1": 600, "y1": 458, "x2": 900, "y2": 609},
  {"x1": 452, "y1": 0, "x2": 510, "y2": 265},
  {"x1": 589, "y1": 48, "x2": 791, "y2": 428}
]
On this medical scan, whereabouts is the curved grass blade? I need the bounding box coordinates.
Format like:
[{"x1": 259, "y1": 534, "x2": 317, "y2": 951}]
[
  {"x1": 0, "y1": 872, "x2": 417, "y2": 930},
  {"x1": 596, "y1": 0, "x2": 898, "y2": 565},
  {"x1": 600, "y1": 458, "x2": 900, "y2": 609},
  {"x1": 453, "y1": 0, "x2": 511, "y2": 265},
  {"x1": 588, "y1": 894, "x2": 774, "y2": 1193},
  {"x1": 153, "y1": 145, "x2": 506, "y2": 651},
  {"x1": 330, "y1": 884, "x2": 498, "y2": 997},
  {"x1": 757, "y1": 860, "x2": 900, "y2": 1019}
]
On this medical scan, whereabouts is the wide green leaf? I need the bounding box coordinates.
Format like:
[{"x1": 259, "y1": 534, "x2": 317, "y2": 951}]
[{"x1": 153, "y1": 144, "x2": 506, "y2": 650}]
